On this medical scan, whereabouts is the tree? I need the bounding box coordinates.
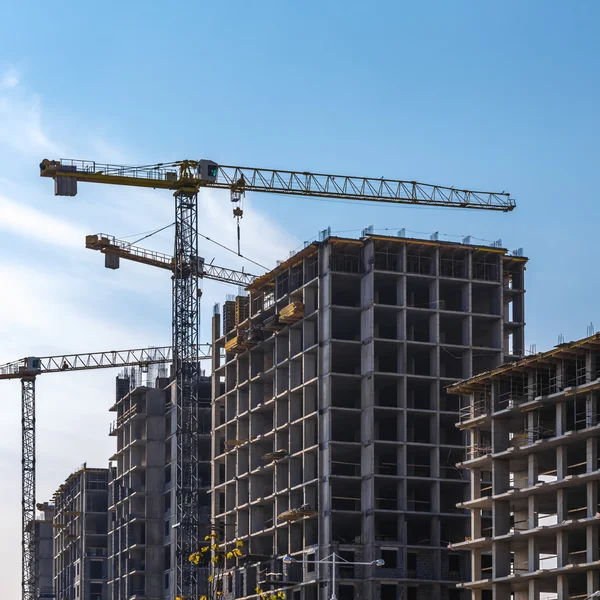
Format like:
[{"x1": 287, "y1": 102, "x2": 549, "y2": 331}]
[{"x1": 183, "y1": 533, "x2": 287, "y2": 600}]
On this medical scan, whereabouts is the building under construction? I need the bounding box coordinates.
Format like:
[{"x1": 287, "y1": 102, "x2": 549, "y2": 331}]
[
  {"x1": 53, "y1": 466, "x2": 110, "y2": 600},
  {"x1": 210, "y1": 233, "x2": 526, "y2": 600},
  {"x1": 107, "y1": 370, "x2": 212, "y2": 600},
  {"x1": 32, "y1": 502, "x2": 54, "y2": 599},
  {"x1": 449, "y1": 333, "x2": 600, "y2": 600}
]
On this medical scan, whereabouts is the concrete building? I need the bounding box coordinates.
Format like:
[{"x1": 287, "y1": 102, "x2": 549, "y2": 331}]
[
  {"x1": 33, "y1": 501, "x2": 55, "y2": 599},
  {"x1": 210, "y1": 233, "x2": 527, "y2": 600},
  {"x1": 449, "y1": 333, "x2": 600, "y2": 600},
  {"x1": 108, "y1": 383, "x2": 167, "y2": 600},
  {"x1": 107, "y1": 370, "x2": 212, "y2": 600},
  {"x1": 53, "y1": 466, "x2": 110, "y2": 600}
]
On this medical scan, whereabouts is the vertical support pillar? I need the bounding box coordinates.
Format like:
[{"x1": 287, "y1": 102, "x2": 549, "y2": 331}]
[
  {"x1": 528, "y1": 452, "x2": 539, "y2": 487},
  {"x1": 587, "y1": 478, "x2": 598, "y2": 518},
  {"x1": 527, "y1": 537, "x2": 539, "y2": 573},
  {"x1": 588, "y1": 430, "x2": 598, "y2": 474},
  {"x1": 528, "y1": 494, "x2": 538, "y2": 530},
  {"x1": 556, "y1": 397, "x2": 567, "y2": 437},
  {"x1": 587, "y1": 567, "x2": 599, "y2": 598},
  {"x1": 471, "y1": 549, "x2": 482, "y2": 583},
  {"x1": 493, "y1": 581, "x2": 511, "y2": 600},
  {"x1": 492, "y1": 540, "x2": 511, "y2": 578},
  {"x1": 471, "y1": 468, "x2": 482, "y2": 540},
  {"x1": 173, "y1": 190, "x2": 200, "y2": 600},
  {"x1": 22, "y1": 377, "x2": 36, "y2": 600},
  {"x1": 211, "y1": 310, "x2": 221, "y2": 538},
  {"x1": 556, "y1": 530, "x2": 568, "y2": 568},
  {"x1": 556, "y1": 446, "x2": 568, "y2": 481},
  {"x1": 586, "y1": 523, "x2": 599, "y2": 564},
  {"x1": 528, "y1": 578, "x2": 539, "y2": 600},
  {"x1": 556, "y1": 574, "x2": 569, "y2": 600},
  {"x1": 586, "y1": 350, "x2": 594, "y2": 384},
  {"x1": 556, "y1": 488, "x2": 568, "y2": 525}
]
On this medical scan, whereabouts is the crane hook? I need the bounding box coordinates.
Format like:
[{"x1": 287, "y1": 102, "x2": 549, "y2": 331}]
[{"x1": 231, "y1": 188, "x2": 244, "y2": 255}]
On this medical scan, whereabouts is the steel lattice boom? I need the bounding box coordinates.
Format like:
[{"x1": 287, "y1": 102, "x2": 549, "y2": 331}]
[
  {"x1": 85, "y1": 233, "x2": 257, "y2": 286},
  {"x1": 40, "y1": 158, "x2": 515, "y2": 211},
  {"x1": 0, "y1": 345, "x2": 211, "y2": 381}
]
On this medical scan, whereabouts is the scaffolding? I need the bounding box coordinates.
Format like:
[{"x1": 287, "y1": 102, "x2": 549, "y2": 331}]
[
  {"x1": 440, "y1": 251, "x2": 467, "y2": 279},
  {"x1": 406, "y1": 249, "x2": 434, "y2": 275}
]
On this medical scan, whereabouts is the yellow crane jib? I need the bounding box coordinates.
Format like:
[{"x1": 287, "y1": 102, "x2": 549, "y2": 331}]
[
  {"x1": 39, "y1": 158, "x2": 516, "y2": 210},
  {"x1": 85, "y1": 233, "x2": 256, "y2": 286}
]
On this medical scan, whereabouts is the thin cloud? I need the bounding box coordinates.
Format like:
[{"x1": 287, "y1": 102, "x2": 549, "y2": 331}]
[
  {"x1": 0, "y1": 192, "x2": 84, "y2": 249},
  {"x1": 0, "y1": 67, "x2": 19, "y2": 90},
  {"x1": 0, "y1": 72, "x2": 61, "y2": 156}
]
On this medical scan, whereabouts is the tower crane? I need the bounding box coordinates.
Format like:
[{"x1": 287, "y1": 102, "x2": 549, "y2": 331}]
[
  {"x1": 1, "y1": 345, "x2": 212, "y2": 600},
  {"x1": 39, "y1": 157, "x2": 515, "y2": 600}
]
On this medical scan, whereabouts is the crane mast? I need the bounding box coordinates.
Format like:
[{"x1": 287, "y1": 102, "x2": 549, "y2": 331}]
[
  {"x1": 173, "y1": 187, "x2": 202, "y2": 597},
  {"x1": 39, "y1": 156, "x2": 515, "y2": 600},
  {"x1": 22, "y1": 378, "x2": 34, "y2": 600}
]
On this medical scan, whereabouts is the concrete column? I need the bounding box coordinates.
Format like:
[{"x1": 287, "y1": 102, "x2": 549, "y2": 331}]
[
  {"x1": 586, "y1": 350, "x2": 594, "y2": 384},
  {"x1": 556, "y1": 530, "x2": 568, "y2": 568},
  {"x1": 587, "y1": 523, "x2": 599, "y2": 564},
  {"x1": 590, "y1": 350, "x2": 598, "y2": 383},
  {"x1": 493, "y1": 500, "x2": 511, "y2": 537},
  {"x1": 556, "y1": 446, "x2": 568, "y2": 481},
  {"x1": 515, "y1": 589, "x2": 529, "y2": 600},
  {"x1": 527, "y1": 371, "x2": 536, "y2": 402},
  {"x1": 527, "y1": 410, "x2": 537, "y2": 445},
  {"x1": 514, "y1": 545, "x2": 528, "y2": 577},
  {"x1": 471, "y1": 548, "x2": 482, "y2": 581},
  {"x1": 556, "y1": 399, "x2": 567, "y2": 436},
  {"x1": 471, "y1": 509, "x2": 482, "y2": 540},
  {"x1": 555, "y1": 363, "x2": 564, "y2": 393},
  {"x1": 493, "y1": 581, "x2": 512, "y2": 600},
  {"x1": 492, "y1": 540, "x2": 511, "y2": 578},
  {"x1": 556, "y1": 488, "x2": 568, "y2": 523},
  {"x1": 557, "y1": 574, "x2": 569, "y2": 600},
  {"x1": 528, "y1": 578, "x2": 540, "y2": 600},
  {"x1": 513, "y1": 291, "x2": 525, "y2": 355},
  {"x1": 492, "y1": 419, "x2": 509, "y2": 454},
  {"x1": 492, "y1": 460, "x2": 510, "y2": 496},
  {"x1": 587, "y1": 479, "x2": 598, "y2": 518},
  {"x1": 588, "y1": 428, "x2": 598, "y2": 469},
  {"x1": 527, "y1": 537, "x2": 539, "y2": 572},
  {"x1": 528, "y1": 494, "x2": 538, "y2": 530},
  {"x1": 528, "y1": 453, "x2": 539, "y2": 487},
  {"x1": 587, "y1": 568, "x2": 600, "y2": 597},
  {"x1": 471, "y1": 467, "x2": 482, "y2": 499}
]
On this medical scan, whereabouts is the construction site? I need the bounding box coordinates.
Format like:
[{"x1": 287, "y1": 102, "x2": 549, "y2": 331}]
[{"x1": 1, "y1": 154, "x2": 589, "y2": 600}]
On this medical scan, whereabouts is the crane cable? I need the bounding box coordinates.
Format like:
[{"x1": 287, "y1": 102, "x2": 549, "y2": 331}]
[
  {"x1": 120, "y1": 223, "x2": 268, "y2": 271},
  {"x1": 131, "y1": 222, "x2": 175, "y2": 245},
  {"x1": 198, "y1": 231, "x2": 268, "y2": 271}
]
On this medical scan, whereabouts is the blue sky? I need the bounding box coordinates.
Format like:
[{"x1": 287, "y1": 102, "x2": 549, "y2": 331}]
[{"x1": 1, "y1": 0, "x2": 599, "y2": 595}]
